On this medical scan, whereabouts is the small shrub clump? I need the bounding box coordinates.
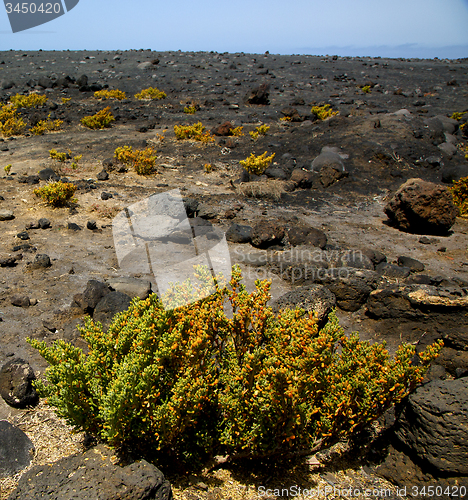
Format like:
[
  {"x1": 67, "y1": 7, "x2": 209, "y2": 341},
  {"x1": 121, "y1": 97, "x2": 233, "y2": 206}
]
[
  {"x1": 231, "y1": 126, "x2": 244, "y2": 136},
  {"x1": 249, "y1": 124, "x2": 270, "y2": 140},
  {"x1": 451, "y1": 111, "x2": 467, "y2": 121},
  {"x1": 361, "y1": 85, "x2": 372, "y2": 94},
  {"x1": 174, "y1": 122, "x2": 214, "y2": 143},
  {"x1": 240, "y1": 152, "x2": 275, "y2": 176},
  {"x1": 61, "y1": 97, "x2": 72, "y2": 104},
  {"x1": 134, "y1": 87, "x2": 167, "y2": 100},
  {"x1": 94, "y1": 89, "x2": 126, "y2": 100},
  {"x1": 450, "y1": 176, "x2": 468, "y2": 216},
  {"x1": 49, "y1": 149, "x2": 68, "y2": 162},
  {"x1": 81, "y1": 107, "x2": 115, "y2": 130},
  {"x1": 184, "y1": 105, "x2": 197, "y2": 114},
  {"x1": 33, "y1": 181, "x2": 77, "y2": 207},
  {"x1": 0, "y1": 105, "x2": 26, "y2": 137},
  {"x1": 30, "y1": 115, "x2": 63, "y2": 135},
  {"x1": 114, "y1": 145, "x2": 157, "y2": 175},
  {"x1": 28, "y1": 266, "x2": 442, "y2": 465},
  {"x1": 311, "y1": 104, "x2": 339, "y2": 120},
  {"x1": 4, "y1": 164, "x2": 12, "y2": 175},
  {"x1": 9, "y1": 93, "x2": 48, "y2": 109}
]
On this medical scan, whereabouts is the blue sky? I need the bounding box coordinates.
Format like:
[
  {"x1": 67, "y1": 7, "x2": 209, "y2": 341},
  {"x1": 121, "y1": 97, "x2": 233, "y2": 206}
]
[{"x1": 1, "y1": 0, "x2": 468, "y2": 58}]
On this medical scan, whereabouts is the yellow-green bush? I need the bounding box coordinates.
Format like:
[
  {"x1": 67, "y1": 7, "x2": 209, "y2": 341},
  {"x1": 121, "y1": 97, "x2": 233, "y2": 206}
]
[
  {"x1": 49, "y1": 149, "x2": 68, "y2": 162},
  {"x1": 450, "y1": 176, "x2": 468, "y2": 216},
  {"x1": 361, "y1": 85, "x2": 372, "y2": 94},
  {"x1": 114, "y1": 145, "x2": 157, "y2": 175},
  {"x1": 94, "y1": 89, "x2": 126, "y2": 100},
  {"x1": 134, "y1": 87, "x2": 167, "y2": 100},
  {"x1": 249, "y1": 124, "x2": 270, "y2": 140},
  {"x1": 4, "y1": 164, "x2": 12, "y2": 174},
  {"x1": 33, "y1": 181, "x2": 77, "y2": 207},
  {"x1": 184, "y1": 105, "x2": 197, "y2": 114},
  {"x1": 81, "y1": 107, "x2": 115, "y2": 129},
  {"x1": 10, "y1": 93, "x2": 48, "y2": 108},
  {"x1": 30, "y1": 115, "x2": 63, "y2": 135},
  {"x1": 0, "y1": 105, "x2": 26, "y2": 137},
  {"x1": 311, "y1": 104, "x2": 339, "y2": 120},
  {"x1": 28, "y1": 265, "x2": 442, "y2": 465},
  {"x1": 451, "y1": 111, "x2": 467, "y2": 121},
  {"x1": 174, "y1": 122, "x2": 214, "y2": 143},
  {"x1": 231, "y1": 126, "x2": 244, "y2": 136},
  {"x1": 240, "y1": 152, "x2": 275, "y2": 176}
]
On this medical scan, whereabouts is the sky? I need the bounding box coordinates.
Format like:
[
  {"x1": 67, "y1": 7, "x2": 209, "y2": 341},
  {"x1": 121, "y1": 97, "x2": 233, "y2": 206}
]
[{"x1": 0, "y1": 0, "x2": 467, "y2": 58}]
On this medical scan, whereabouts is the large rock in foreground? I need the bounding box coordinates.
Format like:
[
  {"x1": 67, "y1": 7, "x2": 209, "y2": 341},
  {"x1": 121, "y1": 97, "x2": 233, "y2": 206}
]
[
  {"x1": 394, "y1": 378, "x2": 468, "y2": 475},
  {"x1": 0, "y1": 421, "x2": 35, "y2": 478},
  {"x1": 7, "y1": 444, "x2": 172, "y2": 500},
  {"x1": 384, "y1": 178, "x2": 458, "y2": 234}
]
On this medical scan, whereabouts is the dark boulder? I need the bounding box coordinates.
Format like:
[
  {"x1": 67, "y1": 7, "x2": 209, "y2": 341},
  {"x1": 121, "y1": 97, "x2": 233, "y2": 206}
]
[
  {"x1": 0, "y1": 358, "x2": 39, "y2": 408},
  {"x1": 0, "y1": 421, "x2": 35, "y2": 478},
  {"x1": 7, "y1": 444, "x2": 172, "y2": 500},
  {"x1": 251, "y1": 220, "x2": 285, "y2": 248},
  {"x1": 73, "y1": 279, "x2": 111, "y2": 313},
  {"x1": 245, "y1": 83, "x2": 270, "y2": 105},
  {"x1": 394, "y1": 377, "x2": 468, "y2": 474},
  {"x1": 226, "y1": 223, "x2": 252, "y2": 243},
  {"x1": 93, "y1": 292, "x2": 132, "y2": 330},
  {"x1": 384, "y1": 178, "x2": 458, "y2": 234}
]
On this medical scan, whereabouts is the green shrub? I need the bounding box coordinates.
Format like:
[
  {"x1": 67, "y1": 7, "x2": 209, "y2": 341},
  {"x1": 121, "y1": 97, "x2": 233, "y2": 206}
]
[
  {"x1": 184, "y1": 105, "x2": 197, "y2": 114},
  {"x1": 450, "y1": 176, "x2": 468, "y2": 216},
  {"x1": 27, "y1": 266, "x2": 442, "y2": 465},
  {"x1": 81, "y1": 107, "x2": 115, "y2": 129},
  {"x1": 33, "y1": 181, "x2": 77, "y2": 207},
  {"x1": 134, "y1": 87, "x2": 167, "y2": 100},
  {"x1": 114, "y1": 145, "x2": 157, "y2": 175},
  {"x1": 311, "y1": 104, "x2": 339, "y2": 120},
  {"x1": 49, "y1": 149, "x2": 68, "y2": 162},
  {"x1": 94, "y1": 89, "x2": 126, "y2": 100},
  {"x1": 240, "y1": 152, "x2": 275, "y2": 176},
  {"x1": 10, "y1": 93, "x2": 48, "y2": 108}
]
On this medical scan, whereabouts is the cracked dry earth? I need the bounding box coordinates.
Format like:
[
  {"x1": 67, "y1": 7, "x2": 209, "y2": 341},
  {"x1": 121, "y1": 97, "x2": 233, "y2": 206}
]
[{"x1": 1, "y1": 49, "x2": 468, "y2": 499}]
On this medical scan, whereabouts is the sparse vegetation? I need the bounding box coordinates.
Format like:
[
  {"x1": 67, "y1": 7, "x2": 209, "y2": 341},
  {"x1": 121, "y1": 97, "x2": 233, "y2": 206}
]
[
  {"x1": 184, "y1": 105, "x2": 197, "y2": 114},
  {"x1": 204, "y1": 163, "x2": 213, "y2": 173},
  {"x1": 280, "y1": 116, "x2": 292, "y2": 122},
  {"x1": 49, "y1": 149, "x2": 68, "y2": 162},
  {"x1": 450, "y1": 176, "x2": 468, "y2": 216},
  {"x1": 4, "y1": 164, "x2": 12, "y2": 175},
  {"x1": 240, "y1": 151, "x2": 275, "y2": 176},
  {"x1": 249, "y1": 124, "x2": 270, "y2": 140},
  {"x1": 61, "y1": 97, "x2": 72, "y2": 104},
  {"x1": 9, "y1": 93, "x2": 48, "y2": 109},
  {"x1": 0, "y1": 104, "x2": 26, "y2": 137},
  {"x1": 94, "y1": 89, "x2": 126, "y2": 100},
  {"x1": 134, "y1": 87, "x2": 167, "y2": 100},
  {"x1": 174, "y1": 122, "x2": 214, "y2": 142},
  {"x1": 28, "y1": 265, "x2": 442, "y2": 465},
  {"x1": 231, "y1": 126, "x2": 244, "y2": 136},
  {"x1": 30, "y1": 115, "x2": 63, "y2": 135},
  {"x1": 81, "y1": 107, "x2": 115, "y2": 129},
  {"x1": 311, "y1": 104, "x2": 339, "y2": 120},
  {"x1": 361, "y1": 85, "x2": 371, "y2": 94},
  {"x1": 89, "y1": 203, "x2": 121, "y2": 219},
  {"x1": 450, "y1": 111, "x2": 467, "y2": 121},
  {"x1": 114, "y1": 145, "x2": 157, "y2": 175},
  {"x1": 33, "y1": 181, "x2": 77, "y2": 207}
]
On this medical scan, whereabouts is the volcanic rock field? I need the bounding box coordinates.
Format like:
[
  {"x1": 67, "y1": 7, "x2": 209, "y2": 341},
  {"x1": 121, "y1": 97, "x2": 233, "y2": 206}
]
[{"x1": 0, "y1": 49, "x2": 468, "y2": 499}]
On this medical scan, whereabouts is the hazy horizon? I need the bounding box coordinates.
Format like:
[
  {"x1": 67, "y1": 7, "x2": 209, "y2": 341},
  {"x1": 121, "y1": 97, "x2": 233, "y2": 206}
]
[{"x1": 0, "y1": 0, "x2": 467, "y2": 60}]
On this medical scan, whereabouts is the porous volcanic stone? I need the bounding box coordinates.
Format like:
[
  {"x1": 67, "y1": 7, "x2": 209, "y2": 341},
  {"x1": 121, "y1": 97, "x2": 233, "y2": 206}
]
[
  {"x1": 0, "y1": 358, "x2": 38, "y2": 408},
  {"x1": 394, "y1": 377, "x2": 468, "y2": 474},
  {"x1": 384, "y1": 178, "x2": 458, "y2": 234},
  {"x1": 270, "y1": 284, "x2": 336, "y2": 327},
  {"x1": 7, "y1": 444, "x2": 172, "y2": 500},
  {"x1": 0, "y1": 421, "x2": 35, "y2": 478},
  {"x1": 93, "y1": 291, "x2": 132, "y2": 330}
]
